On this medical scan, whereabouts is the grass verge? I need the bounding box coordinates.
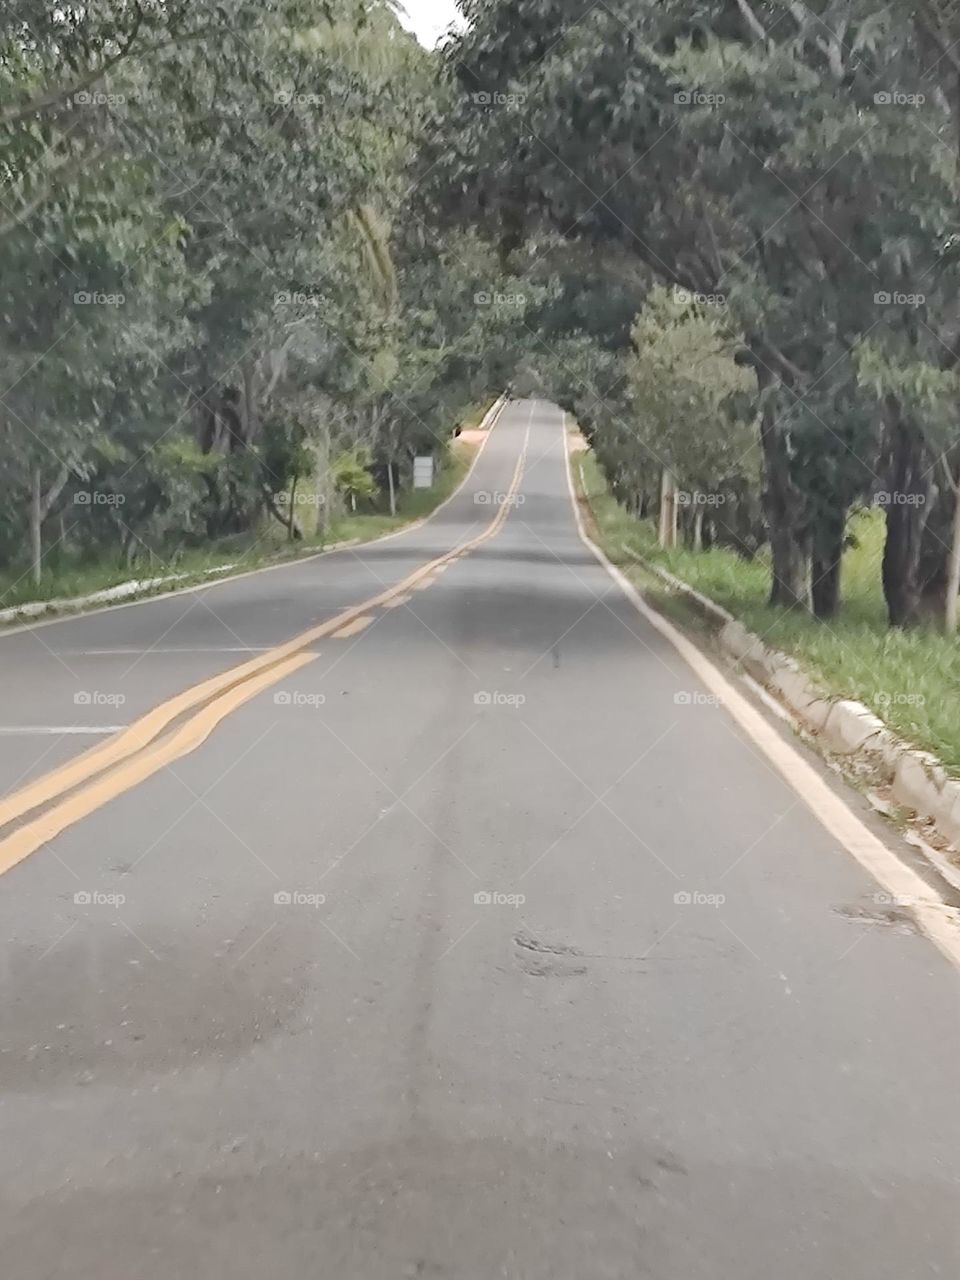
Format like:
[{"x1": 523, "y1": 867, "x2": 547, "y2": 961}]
[
  {"x1": 0, "y1": 437, "x2": 480, "y2": 624},
  {"x1": 574, "y1": 447, "x2": 960, "y2": 775}
]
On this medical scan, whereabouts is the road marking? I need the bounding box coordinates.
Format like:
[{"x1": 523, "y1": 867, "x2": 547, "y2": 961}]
[
  {"x1": 0, "y1": 726, "x2": 127, "y2": 736},
  {"x1": 0, "y1": 407, "x2": 528, "y2": 872},
  {"x1": 0, "y1": 652, "x2": 316, "y2": 879},
  {"x1": 0, "y1": 400, "x2": 509, "y2": 643},
  {"x1": 383, "y1": 594, "x2": 412, "y2": 609},
  {"x1": 331, "y1": 615, "x2": 375, "y2": 639},
  {"x1": 563, "y1": 418, "x2": 960, "y2": 972},
  {"x1": 61, "y1": 647, "x2": 276, "y2": 656}
]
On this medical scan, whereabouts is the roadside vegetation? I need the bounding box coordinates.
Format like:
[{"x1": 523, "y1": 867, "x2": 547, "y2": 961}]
[
  {"x1": 435, "y1": 0, "x2": 960, "y2": 632},
  {"x1": 576, "y1": 450, "x2": 960, "y2": 774},
  {"x1": 0, "y1": 3, "x2": 516, "y2": 606},
  {"x1": 8, "y1": 0, "x2": 960, "y2": 723},
  {"x1": 0, "y1": 436, "x2": 478, "y2": 615}
]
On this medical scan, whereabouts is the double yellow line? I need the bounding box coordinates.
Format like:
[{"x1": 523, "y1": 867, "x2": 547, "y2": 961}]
[{"x1": 0, "y1": 428, "x2": 528, "y2": 878}]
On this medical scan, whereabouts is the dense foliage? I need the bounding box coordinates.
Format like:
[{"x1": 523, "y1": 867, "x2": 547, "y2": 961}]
[
  {"x1": 428, "y1": 0, "x2": 960, "y2": 629},
  {"x1": 6, "y1": 0, "x2": 960, "y2": 635},
  {"x1": 0, "y1": 0, "x2": 524, "y2": 586}
]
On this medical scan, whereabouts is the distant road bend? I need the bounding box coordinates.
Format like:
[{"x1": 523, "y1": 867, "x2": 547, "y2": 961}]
[{"x1": 1, "y1": 399, "x2": 959, "y2": 1279}]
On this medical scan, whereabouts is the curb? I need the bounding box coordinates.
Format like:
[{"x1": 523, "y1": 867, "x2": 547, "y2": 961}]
[
  {"x1": 0, "y1": 563, "x2": 240, "y2": 626},
  {"x1": 635, "y1": 555, "x2": 960, "y2": 867}
]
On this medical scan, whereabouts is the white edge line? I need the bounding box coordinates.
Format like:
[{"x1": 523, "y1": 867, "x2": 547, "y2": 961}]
[
  {"x1": 0, "y1": 726, "x2": 127, "y2": 735},
  {"x1": 562, "y1": 418, "x2": 960, "y2": 972},
  {"x1": 0, "y1": 396, "x2": 509, "y2": 642}
]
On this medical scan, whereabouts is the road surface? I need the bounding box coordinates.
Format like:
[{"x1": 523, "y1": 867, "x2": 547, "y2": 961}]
[{"x1": 1, "y1": 400, "x2": 959, "y2": 1279}]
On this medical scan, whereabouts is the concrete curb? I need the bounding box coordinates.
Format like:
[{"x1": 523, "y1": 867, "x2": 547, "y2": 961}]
[
  {"x1": 0, "y1": 563, "x2": 241, "y2": 626},
  {"x1": 636, "y1": 555, "x2": 960, "y2": 860},
  {"x1": 477, "y1": 393, "x2": 508, "y2": 432}
]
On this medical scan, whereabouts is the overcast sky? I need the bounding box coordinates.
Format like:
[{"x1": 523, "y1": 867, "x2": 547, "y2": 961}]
[{"x1": 395, "y1": 0, "x2": 463, "y2": 46}]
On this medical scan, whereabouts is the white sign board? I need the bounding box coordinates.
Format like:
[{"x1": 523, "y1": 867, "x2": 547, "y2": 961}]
[{"x1": 413, "y1": 456, "x2": 434, "y2": 489}]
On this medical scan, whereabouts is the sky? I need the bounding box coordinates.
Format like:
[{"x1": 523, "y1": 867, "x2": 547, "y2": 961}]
[{"x1": 395, "y1": 0, "x2": 463, "y2": 47}]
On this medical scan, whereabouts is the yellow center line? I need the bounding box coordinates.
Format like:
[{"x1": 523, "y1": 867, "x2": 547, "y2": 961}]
[
  {"x1": 0, "y1": 652, "x2": 316, "y2": 879},
  {"x1": 0, "y1": 415, "x2": 530, "y2": 873},
  {"x1": 330, "y1": 615, "x2": 375, "y2": 639}
]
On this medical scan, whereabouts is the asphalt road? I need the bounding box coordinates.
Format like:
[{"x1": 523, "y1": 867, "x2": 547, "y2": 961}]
[{"x1": 1, "y1": 399, "x2": 959, "y2": 1279}]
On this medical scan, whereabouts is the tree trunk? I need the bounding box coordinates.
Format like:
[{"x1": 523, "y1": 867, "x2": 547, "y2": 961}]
[
  {"x1": 29, "y1": 466, "x2": 42, "y2": 586},
  {"x1": 387, "y1": 460, "x2": 396, "y2": 517},
  {"x1": 288, "y1": 477, "x2": 298, "y2": 541},
  {"x1": 692, "y1": 504, "x2": 704, "y2": 551},
  {"x1": 944, "y1": 479, "x2": 960, "y2": 633},
  {"x1": 658, "y1": 469, "x2": 678, "y2": 549},
  {"x1": 755, "y1": 367, "x2": 811, "y2": 609},
  {"x1": 240, "y1": 357, "x2": 260, "y2": 445},
  {"x1": 811, "y1": 506, "x2": 845, "y2": 620},
  {"x1": 881, "y1": 405, "x2": 932, "y2": 627}
]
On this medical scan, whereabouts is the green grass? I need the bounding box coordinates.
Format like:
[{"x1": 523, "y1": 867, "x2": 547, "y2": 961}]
[
  {"x1": 576, "y1": 450, "x2": 960, "y2": 774},
  {"x1": 0, "y1": 438, "x2": 479, "y2": 621}
]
